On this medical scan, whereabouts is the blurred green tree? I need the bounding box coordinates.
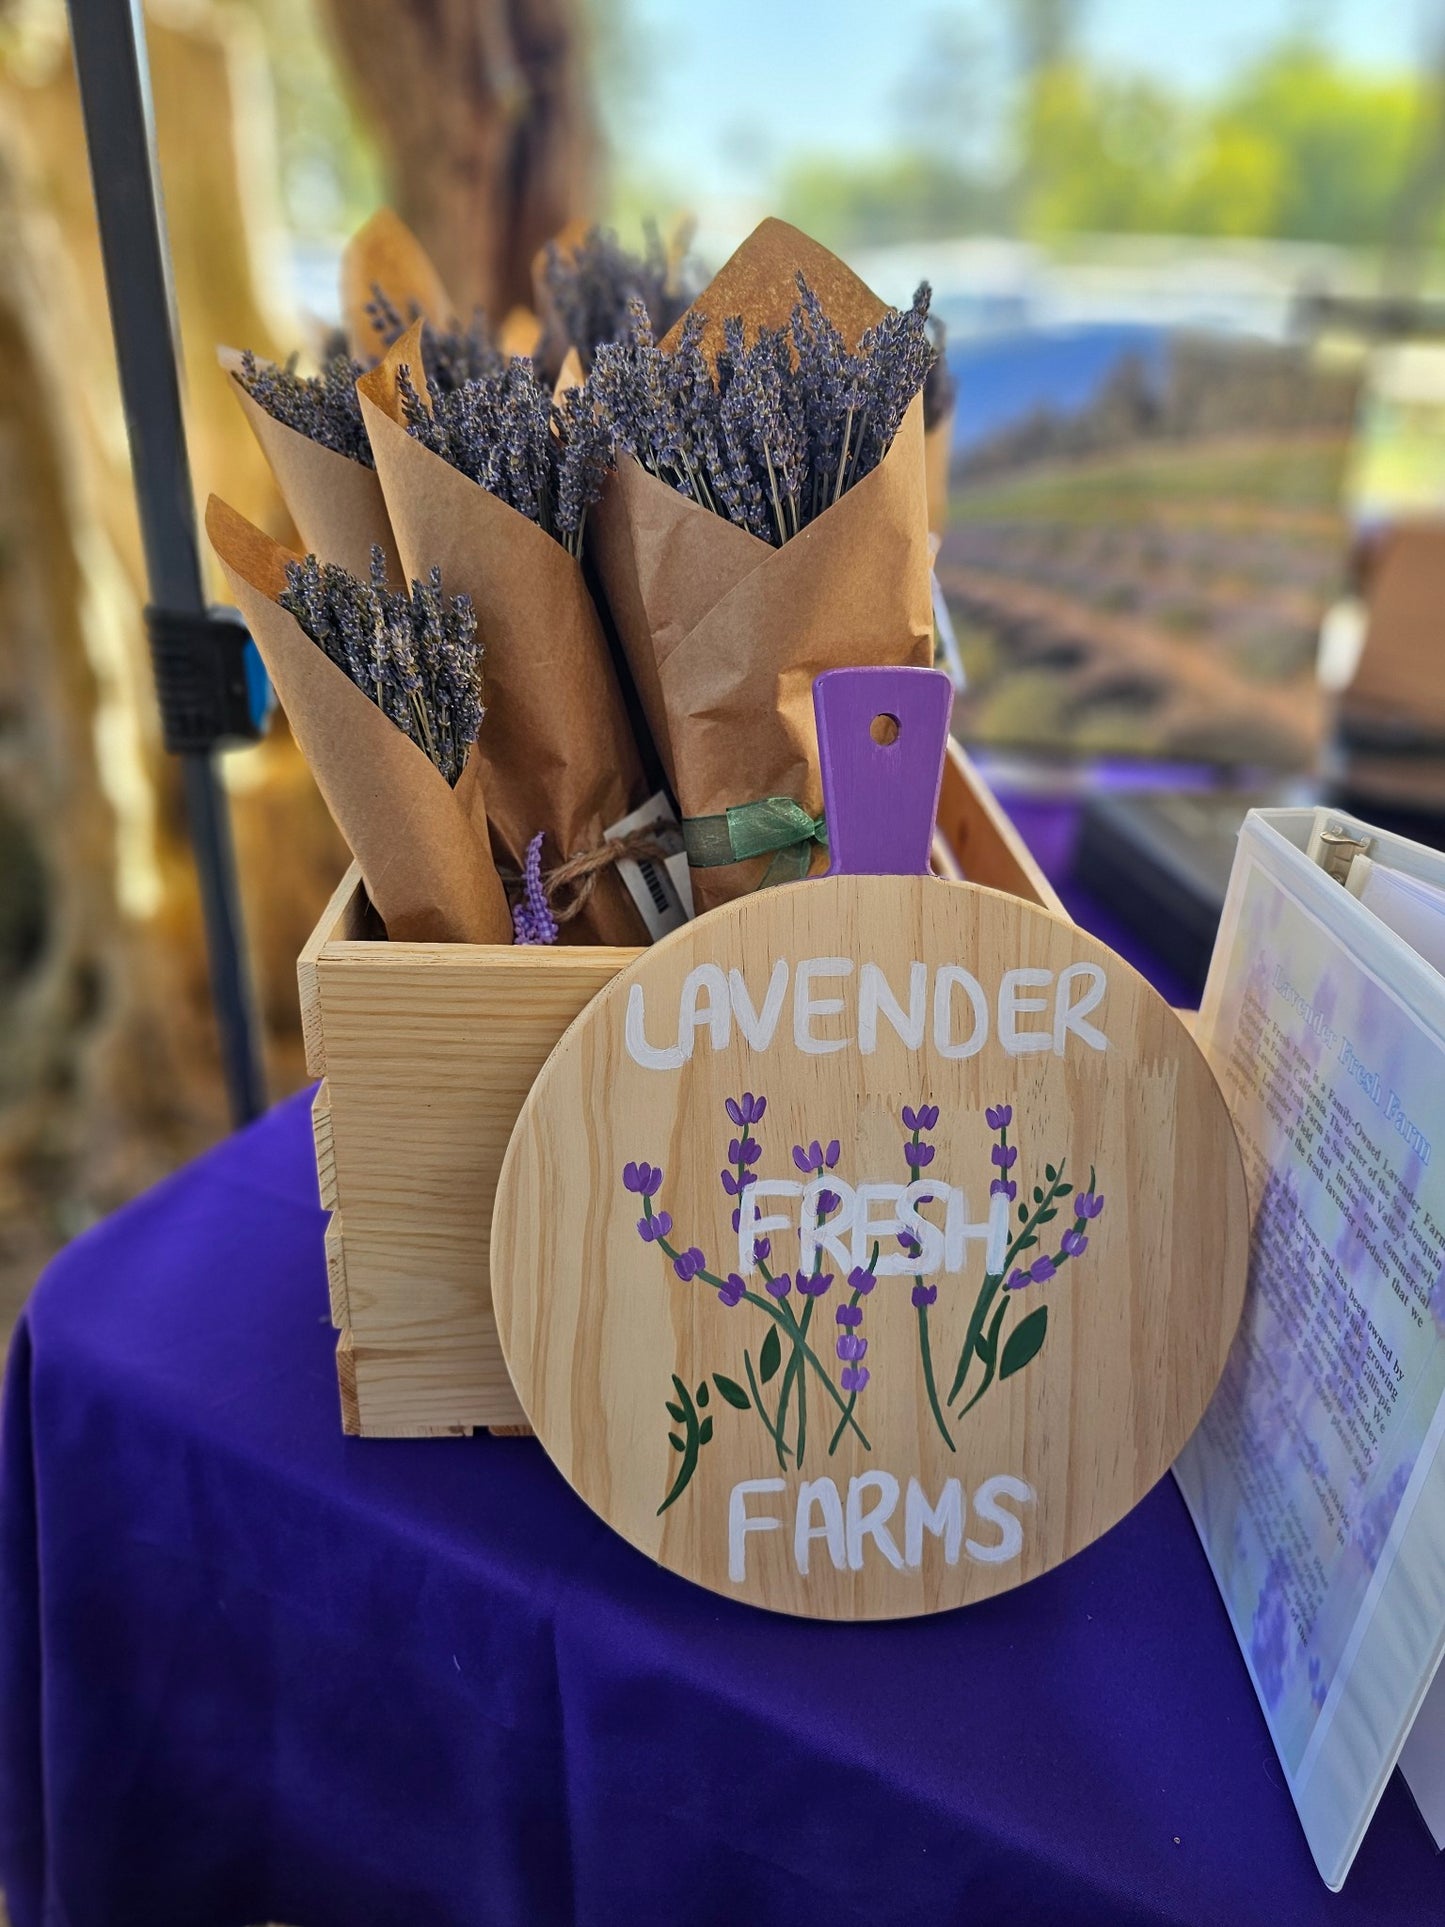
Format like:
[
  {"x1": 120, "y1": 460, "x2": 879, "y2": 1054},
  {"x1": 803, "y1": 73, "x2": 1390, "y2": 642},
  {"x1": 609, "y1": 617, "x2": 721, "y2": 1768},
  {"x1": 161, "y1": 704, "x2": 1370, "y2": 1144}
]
[
  {"x1": 779, "y1": 21, "x2": 1437, "y2": 253},
  {"x1": 1204, "y1": 44, "x2": 1421, "y2": 244}
]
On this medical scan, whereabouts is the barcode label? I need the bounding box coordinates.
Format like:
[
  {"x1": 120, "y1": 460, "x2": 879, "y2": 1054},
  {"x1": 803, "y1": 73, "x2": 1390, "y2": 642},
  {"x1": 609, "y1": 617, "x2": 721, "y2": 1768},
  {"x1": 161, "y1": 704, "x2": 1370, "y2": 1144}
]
[{"x1": 606, "y1": 791, "x2": 694, "y2": 941}]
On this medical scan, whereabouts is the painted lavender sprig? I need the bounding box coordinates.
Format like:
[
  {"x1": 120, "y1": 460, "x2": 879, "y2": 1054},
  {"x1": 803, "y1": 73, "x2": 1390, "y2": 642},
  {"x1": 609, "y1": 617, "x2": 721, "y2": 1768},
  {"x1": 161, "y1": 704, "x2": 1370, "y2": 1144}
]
[
  {"x1": 395, "y1": 357, "x2": 611, "y2": 559},
  {"x1": 278, "y1": 546, "x2": 482, "y2": 785},
  {"x1": 900, "y1": 1104, "x2": 953, "y2": 1451},
  {"x1": 826, "y1": 1258, "x2": 879, "y2": 1454},
  {"x1": 589, "y1": 273, "x2": 936, "y2": 548},
  {"x1": 622, "y1": 1103, "x2": 871, "y2": 1513},
  {"x1": 238, "y1": 349, "x2": 373, "y2": 467},
  {"x1": 948, "y1": 1108, "x2": 1106, "y2": 1417},
  {"x1": 772, "y1": 1133, "x2": 846, "y2": 1465}
]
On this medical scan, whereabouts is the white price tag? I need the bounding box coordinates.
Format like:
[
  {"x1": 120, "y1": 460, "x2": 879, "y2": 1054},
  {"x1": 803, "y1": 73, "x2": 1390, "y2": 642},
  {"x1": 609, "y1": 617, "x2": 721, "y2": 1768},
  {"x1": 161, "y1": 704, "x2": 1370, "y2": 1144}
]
[{"x1": 606, "y1": 792, "x2": 694, "y2": 941}]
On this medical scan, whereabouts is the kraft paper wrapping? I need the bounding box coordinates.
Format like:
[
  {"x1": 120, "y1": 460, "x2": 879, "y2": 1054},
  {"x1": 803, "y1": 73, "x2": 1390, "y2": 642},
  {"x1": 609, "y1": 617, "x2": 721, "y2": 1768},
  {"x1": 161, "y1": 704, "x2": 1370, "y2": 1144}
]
[
  {"x1": 591, "y1": 222, "x2": 935, "y2": 911},
  {"x1": 358, "y1": 325, "x2": 651, "y2": 946},
  {"x1": 220, "y1": 349, "x2": 402, "y2": 585},
  {"x1": 341, "y1": 208, "x2": 453, "y2": 363},
  {"x1": 659, "y1": 217, "x2": 886, "y2": 362},
  {"x1": 205, "y1": 496, "x2": 512, "y2": 946}
]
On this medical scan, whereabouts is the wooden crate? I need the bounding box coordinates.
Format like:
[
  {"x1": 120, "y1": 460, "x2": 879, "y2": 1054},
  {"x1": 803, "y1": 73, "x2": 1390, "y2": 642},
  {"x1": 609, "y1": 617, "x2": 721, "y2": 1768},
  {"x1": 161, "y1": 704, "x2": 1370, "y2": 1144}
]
[{"x1": 298, "y1": 744, "x2": 1065, "y2": 1437}]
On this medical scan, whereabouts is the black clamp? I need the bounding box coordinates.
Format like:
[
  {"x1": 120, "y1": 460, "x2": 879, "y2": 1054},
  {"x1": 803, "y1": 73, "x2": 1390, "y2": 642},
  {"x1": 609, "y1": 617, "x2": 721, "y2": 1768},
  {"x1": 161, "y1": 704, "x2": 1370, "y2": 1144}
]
[{"x1": 144, "y1": 604, "x2": 270, "y2": 754}]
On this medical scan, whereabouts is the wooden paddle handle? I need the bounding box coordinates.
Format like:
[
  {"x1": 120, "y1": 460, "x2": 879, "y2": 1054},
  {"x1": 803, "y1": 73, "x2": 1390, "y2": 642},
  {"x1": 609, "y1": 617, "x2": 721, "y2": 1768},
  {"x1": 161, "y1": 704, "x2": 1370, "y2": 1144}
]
[{"x1": 815, "y1": 666, "x2": 954, "y2": 878}]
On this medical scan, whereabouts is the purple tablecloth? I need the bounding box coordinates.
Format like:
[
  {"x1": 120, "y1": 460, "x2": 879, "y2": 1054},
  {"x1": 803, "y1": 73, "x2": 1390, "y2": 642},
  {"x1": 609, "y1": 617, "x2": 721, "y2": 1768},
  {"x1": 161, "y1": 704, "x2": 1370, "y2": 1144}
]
[{"x1": 1, "y1": 815, "x2": 1442, "y2": 1924}]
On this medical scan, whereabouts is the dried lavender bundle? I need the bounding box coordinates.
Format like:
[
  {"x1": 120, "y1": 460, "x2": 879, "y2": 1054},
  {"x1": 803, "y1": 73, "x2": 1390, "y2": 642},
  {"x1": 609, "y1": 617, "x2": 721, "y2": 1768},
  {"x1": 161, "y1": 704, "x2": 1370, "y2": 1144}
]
[
  {"x1": 394, "y1": 357, "x2": 611, "y2": 559},
  {"x1": 590, "y1": 274, "x2": 936, "y2": 549},
  {"x1": 278, "y1": 546, "x2": 483, "y2": 786},
  {"x1": 237, "y1": 348, "x2": 374, "y2": 468},
  {"x1": 543, "y1": 220, "x2": 696, "y2": 370},
  {"x1": 364, "y1": 283, "x2": 507, "y2": 395}
]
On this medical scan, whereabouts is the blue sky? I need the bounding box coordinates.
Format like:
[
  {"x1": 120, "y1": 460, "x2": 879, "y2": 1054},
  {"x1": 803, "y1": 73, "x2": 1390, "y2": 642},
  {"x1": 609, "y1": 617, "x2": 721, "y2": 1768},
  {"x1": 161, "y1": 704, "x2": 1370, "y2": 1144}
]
[{"x1": 607, "y1": 0, "x2": 1440, "y2": 203}]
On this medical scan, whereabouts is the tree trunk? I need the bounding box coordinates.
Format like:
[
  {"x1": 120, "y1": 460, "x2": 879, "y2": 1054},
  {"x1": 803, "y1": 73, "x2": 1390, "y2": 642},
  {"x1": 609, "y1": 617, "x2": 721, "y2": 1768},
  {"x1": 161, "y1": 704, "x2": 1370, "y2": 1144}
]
[{"x1": 316, "y1": 0, "x2": 595, "y2": 319}]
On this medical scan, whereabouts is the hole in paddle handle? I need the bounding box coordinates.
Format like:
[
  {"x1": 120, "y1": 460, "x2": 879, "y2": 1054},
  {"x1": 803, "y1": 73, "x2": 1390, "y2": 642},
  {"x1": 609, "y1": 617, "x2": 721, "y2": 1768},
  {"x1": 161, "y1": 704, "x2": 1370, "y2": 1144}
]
[{"x1": 815, "y1": 665, "x2": 952, "y2": 877}]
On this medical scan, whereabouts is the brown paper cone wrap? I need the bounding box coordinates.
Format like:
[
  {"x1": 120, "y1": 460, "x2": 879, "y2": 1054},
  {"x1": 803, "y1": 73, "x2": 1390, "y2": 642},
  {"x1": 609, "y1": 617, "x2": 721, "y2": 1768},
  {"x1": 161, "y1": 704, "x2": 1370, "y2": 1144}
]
[
  {"x1": 358, "y1": 330, "x2": 651, "y2": 945},
  {"x1": 660, "y1": 217, "x2": 888, "y2": 362},
  {"x1": 500, "y1": 306, "x2": 543, "y2": 359},
  {"x1": 341, "y1": 208, "x2": 454, "y2": 364},
  {"x1": 221, "y1": 352, "x2": 402, "y2": 585},
  {"x1": 593, "y1": 400, "x2": 932, "y2": 910},
  {"x1": 205, "y1": 496, "x2": 512, "y2": 946},
  {"x1": 591, "y1": 222, "x2": 934, "y2": 913}
]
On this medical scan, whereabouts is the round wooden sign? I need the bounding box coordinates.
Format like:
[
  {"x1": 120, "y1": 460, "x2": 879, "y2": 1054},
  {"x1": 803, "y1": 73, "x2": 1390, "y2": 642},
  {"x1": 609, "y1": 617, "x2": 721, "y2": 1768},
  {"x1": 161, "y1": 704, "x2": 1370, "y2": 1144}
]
[{"x1": 492, "y1": 670, "x2": 1248, "y2": 1618}]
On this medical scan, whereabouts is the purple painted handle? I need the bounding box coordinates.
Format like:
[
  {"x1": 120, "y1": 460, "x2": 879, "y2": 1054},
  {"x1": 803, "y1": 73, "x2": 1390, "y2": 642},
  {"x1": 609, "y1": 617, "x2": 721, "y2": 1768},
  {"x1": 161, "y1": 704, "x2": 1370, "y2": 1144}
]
[{"x1": 814, "y1": 666, "x2": 953, "y2": 878}]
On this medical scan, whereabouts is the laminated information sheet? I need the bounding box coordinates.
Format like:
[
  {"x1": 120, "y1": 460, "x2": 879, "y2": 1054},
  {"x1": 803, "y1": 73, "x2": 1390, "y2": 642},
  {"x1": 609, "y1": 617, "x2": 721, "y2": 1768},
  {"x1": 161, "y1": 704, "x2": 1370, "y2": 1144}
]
[{"x1": 1177, "y1": 806, "x2": 1445, "y2": 1889}]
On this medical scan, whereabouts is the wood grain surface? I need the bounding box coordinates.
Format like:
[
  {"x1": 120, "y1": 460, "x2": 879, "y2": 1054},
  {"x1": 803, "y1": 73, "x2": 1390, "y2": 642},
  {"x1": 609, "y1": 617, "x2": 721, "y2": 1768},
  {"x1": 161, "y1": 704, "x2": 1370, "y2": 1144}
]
[
  {"x1": 300, "y1": 742, "x2": 1061, "y2": 1437},
  {"x1": 493, "y1": 874, "x2": 1247, "y2": 1617}
]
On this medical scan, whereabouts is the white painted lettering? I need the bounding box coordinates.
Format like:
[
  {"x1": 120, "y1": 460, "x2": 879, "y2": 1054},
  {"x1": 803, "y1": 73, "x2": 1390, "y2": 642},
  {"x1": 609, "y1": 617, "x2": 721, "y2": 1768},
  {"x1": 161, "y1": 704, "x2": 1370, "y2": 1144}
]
[
  {"x1": 800, "y1": 1177, "x2": 858, "y2": 1276},
  {"x1": 737, "y1": 1181, "x2": 803, "y2": 1274},
  {"x1": 629, "y1": 957, "x2": 1112, "y2": 1068},
  {"x1": 624, "y1": 983, "x2": 686, "y2": 1071},
  {"x1": 729, "y1": 960, "x2": 789, "y2": 1052},
  {"x1": 933, "y1": 965, "x2": 988, "y2": 1059},
  {"x1": 998, "y1": 970, "x2": 1053, "y2": 1055},
  {"x1": 858, "y1": 961, "x2": 926, "y2": 1053},
  {"x1": 905, "y1": 1476, "x2": 964, "y2": 1567},
  {"x1": 794, "y1": 957, "x2": 853, "y2": 1054},
  {"x1": 679, "y1": 963, "x2": 731, "y2": 1055},
  {"x1": 794, "y1": 1478, "x2": 846, "y2": 1575},
  {"x1": 728, "y1": 1478, "x2": 786, "y2": 1582},
  {"x1": 965, "y1": 1475, "x2": 1034, "y2": 1564},
  {"x1": 846, "y1": 1472, "x2": 904, "y2": 1570},
  {"x1": 896, "y1": 1182, "x2": 945, "y2": 1273},
  {"x1": 1053, "y1": 963, "x2": 1108, "y2": 1052},
  {"x1": 944, "y1": 1186, "x2": 1009, "y2": 1275}
]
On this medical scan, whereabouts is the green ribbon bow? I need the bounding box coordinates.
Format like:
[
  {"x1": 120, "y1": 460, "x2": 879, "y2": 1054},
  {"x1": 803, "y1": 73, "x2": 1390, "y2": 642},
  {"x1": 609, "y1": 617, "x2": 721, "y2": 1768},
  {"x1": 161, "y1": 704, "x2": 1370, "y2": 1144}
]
[{"x1": 682, "y1": 796, "x2": 829, "y2": 889}]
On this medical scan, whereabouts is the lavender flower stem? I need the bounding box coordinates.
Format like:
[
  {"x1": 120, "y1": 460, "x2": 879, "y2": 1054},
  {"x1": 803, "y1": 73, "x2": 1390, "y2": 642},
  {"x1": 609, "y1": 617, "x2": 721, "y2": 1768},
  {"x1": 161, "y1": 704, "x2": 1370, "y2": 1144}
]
[
  {"x1": 826, "y1": 1240, "x2": 879, "y2": 1455},
  {"x1": 743, "y1": 1348, "x2": 790, "y2": 1469},
  {"x1": 641, "y1": 1200, "x2": 869, "y2": 1448},
  {"x1": 948, "y1": 1157, "x2": 1066, "y2": 1407},
  {"x1": 774, "y1": 1296, "x2": 813, "y2": 1469},
  {"x1": 917, "y1": 1296, "x2": 955, "y2": 1452},
  {"x1": 762, "y1": 442, "x2": 787, "y2": 547},
  {"x1": 832, "y1": 404, "x2": 853, "y2": 504}
]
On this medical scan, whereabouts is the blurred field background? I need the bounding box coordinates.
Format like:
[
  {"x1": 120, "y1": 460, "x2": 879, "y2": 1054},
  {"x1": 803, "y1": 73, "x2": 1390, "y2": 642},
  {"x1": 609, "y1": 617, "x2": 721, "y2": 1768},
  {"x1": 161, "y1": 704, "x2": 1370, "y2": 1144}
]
[{"x1": 2, "y1": 0, "x2": 1444, "y2": 1329}]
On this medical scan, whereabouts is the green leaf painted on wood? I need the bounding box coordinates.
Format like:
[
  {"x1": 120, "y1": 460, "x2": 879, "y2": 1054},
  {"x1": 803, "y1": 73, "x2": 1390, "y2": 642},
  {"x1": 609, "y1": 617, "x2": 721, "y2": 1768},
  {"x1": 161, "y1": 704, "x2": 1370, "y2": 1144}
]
[
  {"x1": 1000, "y1": 1305, "x2": 1049, "y2": 1380},
  {"x1": 760, "y1": 1325, "x2": 782, "y2": 1383},
  {"x1": 668, "y1": 1431, "x2": 685, "y2": 1453},
  {"x1": 666, "y1": 1401, "x2": 686, "y2": 1423},
  {"x1": 695, "y1": 1381, "x2": 710, "y2": 1408},
  {"x1": 713, "y1": 1374, "x2": 750, "y2": 1410},
  {"x1": 699, "y1": 1416, "x2": 714, "y2": 1445}
]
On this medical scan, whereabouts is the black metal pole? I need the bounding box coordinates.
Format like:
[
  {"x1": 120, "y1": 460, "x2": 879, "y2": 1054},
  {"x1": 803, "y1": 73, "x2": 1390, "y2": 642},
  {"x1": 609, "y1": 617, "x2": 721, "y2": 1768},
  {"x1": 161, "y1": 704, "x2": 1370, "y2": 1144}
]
[{"x1": 67, "y1": 0, "x2": 265, "y2": 1124}]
